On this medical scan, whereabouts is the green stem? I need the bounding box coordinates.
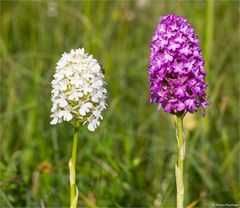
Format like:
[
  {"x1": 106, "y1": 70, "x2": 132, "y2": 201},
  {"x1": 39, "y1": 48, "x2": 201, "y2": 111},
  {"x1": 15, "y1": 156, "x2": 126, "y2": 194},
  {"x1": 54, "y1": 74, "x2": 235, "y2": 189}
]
[
  {"x1": 70, "y1": 128, "x2": 79, "y2": 208},
  {"x1": 175, "y1": 115, "x2": 185, "y2": 208}
]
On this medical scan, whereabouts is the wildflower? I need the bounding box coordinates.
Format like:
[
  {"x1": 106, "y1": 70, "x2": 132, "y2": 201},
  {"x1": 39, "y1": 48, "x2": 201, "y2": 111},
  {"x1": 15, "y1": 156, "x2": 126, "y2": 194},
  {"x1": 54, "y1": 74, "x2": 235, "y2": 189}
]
[
  {"x1": 148, "y1": 14, "x2": 209, "y2": 116},
  {"x1": 148, "y1": 14, "x2": 211, "y2": 208},
  {"x1": 50, "y1": 48, "x2": 107, "y2": 131}
]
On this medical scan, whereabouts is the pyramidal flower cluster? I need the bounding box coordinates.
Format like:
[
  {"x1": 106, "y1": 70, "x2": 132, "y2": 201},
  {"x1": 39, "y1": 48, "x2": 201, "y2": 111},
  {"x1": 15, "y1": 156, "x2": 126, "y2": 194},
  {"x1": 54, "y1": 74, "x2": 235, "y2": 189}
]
[
  {"x1": 50, "y1": 48, "x2": 107, "y2": 131},
  {"x1": 148, "y1": 14, "x2": 209, "y2": 115}
]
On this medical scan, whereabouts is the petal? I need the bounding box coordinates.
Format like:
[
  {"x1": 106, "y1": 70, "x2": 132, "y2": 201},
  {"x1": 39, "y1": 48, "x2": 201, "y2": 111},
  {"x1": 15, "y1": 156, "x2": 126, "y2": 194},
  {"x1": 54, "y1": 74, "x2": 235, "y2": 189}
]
[
  {"x1": 50, "y1": 117, "x2": 58, "y2": 125},
  {"x1": 68, "y1": 94, "x2": 76, "y2": 100},
  {"x1": 59, "y1": 99, "x2": 68, "y2": 107},
  {"x1": 79, "y1": 107, "x2": 86, "y2": 116},
  {"x1": 78, "y1": 92, "x2": 83, "y2": 98},
  {"x1": 88, "y1": 123, "x2": 95, "y2": 131},
  {"x1": 157, "y1": 103, "x2": 163, "y2": 111},
  {"x1": 176, "y1": 102, "x2": 185, "y2": 111},
  {"x1": 65, "y1": 112, "x2": 73, "y2": 121},
  {"x1": 58, "y1": 111, "x2": 65, "y2": 118},
  {"x1": 91, "y1": 96, "x2": 99, "y2": 103},
  {"x1": 85, "y1": 102, "x2": 93, "y2": 108}
]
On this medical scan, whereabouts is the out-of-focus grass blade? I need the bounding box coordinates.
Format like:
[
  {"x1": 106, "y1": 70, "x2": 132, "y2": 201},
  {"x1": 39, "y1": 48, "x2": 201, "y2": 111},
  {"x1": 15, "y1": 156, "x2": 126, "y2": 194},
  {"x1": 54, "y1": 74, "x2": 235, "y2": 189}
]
[
  {"x1": 190, "y1": 156, "x2": 214, "y2": 190},
  {"x1": 0, "y1": 188, "x2": 14, "y2": 208},
  {"x1": 187, "y1": 200, "x2": 198, "y2": 208}
]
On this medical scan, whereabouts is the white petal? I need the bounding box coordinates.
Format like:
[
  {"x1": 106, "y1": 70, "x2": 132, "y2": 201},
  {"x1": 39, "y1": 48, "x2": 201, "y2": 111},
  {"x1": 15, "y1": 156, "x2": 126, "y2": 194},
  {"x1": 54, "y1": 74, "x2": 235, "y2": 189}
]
[
  {"x1": 50, "y1": 117, "x2": 58, "y2": 125},
  {"x1": 79, "y1": 107, "x2": 86, "y2": 116},
  {"x1": 96, "y1": 80, "x2": 103, "y2": 86},
  {"x1": 88, "y1": 123, "x2": 95, "y2": 131},
  {"x1": 65, "y1": 70, "x2": 73, "y2": 77},
  {"x1": 78, "y1": 92, "x2": 83, "y2": 98},
  {"x1": 59, "y1": 99, "x2": 68, "y2": 107},
  {"x1": 92, "y1": 96, "x2": 99, "y2": 103},
  {"x1": 85, "y1": 102, "x2": 93, "y2": 108},
  {"x1": 65, "y1": 112, "x2": 73, "y2": 121},
  {"x1": 68, "y1": 93, "x2": 79, "y2": 101},
  {"x1": 93, "y1": 110, "x2": 101, "y2": 118},
  {"x1": 51, "y1": 104, "x2": 57, "y2": 112},
  {"x1": 60, "y1": 83, "x2": 67, "y2": 91},
  {"x1": 58, "y1": 111, "x2": 65, "y2": 118},
  {"x1": 68, "y1": 94, "x2": 75, "y2": 100}
]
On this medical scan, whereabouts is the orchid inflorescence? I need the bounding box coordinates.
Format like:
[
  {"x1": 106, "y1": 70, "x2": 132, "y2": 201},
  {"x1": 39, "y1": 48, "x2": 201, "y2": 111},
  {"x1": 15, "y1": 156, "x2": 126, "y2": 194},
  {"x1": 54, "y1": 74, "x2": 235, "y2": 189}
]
[
  {"x1": 148, "y1": 14, "x2": 209, "y2": 116},
  {"x1": 50, "y1": 48, "x2": 107, "y2": 131}
]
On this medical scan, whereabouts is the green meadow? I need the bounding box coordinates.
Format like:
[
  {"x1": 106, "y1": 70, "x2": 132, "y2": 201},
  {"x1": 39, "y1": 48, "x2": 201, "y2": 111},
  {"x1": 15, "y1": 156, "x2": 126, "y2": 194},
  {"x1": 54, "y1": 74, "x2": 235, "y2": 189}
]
[{"x1": 0, "y1": 1, "x2": 239, "y2": 207}]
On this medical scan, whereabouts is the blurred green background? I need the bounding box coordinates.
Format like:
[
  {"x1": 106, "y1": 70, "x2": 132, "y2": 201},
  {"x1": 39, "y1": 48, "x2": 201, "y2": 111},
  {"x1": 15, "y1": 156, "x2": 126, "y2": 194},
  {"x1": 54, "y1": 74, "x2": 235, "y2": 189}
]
[{"x1": 0, "y1": 1, "x2": 239, "y2": 207}]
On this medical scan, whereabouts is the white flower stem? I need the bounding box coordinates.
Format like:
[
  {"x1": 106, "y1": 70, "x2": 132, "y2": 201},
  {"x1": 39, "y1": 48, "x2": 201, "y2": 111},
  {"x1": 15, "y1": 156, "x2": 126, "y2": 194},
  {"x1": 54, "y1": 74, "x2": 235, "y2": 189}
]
[
  {"x1": 69, "y1": 127, "x2": 79, "y2": 208},
  {"x1": 175, "y1": 115, "x2": 185, "y2": 208}
]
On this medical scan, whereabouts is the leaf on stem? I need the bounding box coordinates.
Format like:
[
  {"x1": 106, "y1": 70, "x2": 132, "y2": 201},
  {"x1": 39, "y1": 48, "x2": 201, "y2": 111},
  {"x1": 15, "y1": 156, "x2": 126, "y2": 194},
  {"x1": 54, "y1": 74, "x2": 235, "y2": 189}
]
[
  {"x1": 175, "y1": 164, "x2": 184, "y2": 196},
  {"x1": 71, "y1": 186, "x2": 79, "y2": 208},
  {"x1": 69, "y1": 159, "x2": 75, "y2": 186}
]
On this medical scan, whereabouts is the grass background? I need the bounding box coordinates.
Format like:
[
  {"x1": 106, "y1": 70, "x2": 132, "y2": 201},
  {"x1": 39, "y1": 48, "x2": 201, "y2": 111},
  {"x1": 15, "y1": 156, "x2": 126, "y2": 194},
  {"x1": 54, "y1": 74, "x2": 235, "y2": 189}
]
[{"x1": 0, "y1": 1, "x2": 239, "y2": 207}]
